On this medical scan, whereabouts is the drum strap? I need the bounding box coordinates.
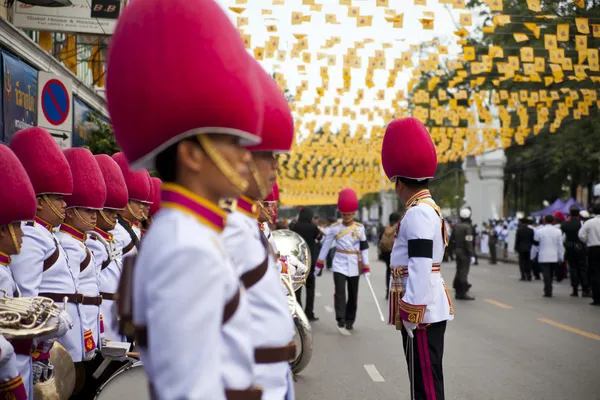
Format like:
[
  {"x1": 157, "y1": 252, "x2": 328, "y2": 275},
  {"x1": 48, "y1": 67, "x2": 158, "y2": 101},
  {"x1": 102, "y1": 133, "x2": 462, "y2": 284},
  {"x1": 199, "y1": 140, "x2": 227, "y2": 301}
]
[
  {"x1": 43, "y1": 243, "x2": 60, "y2": 272},
  {"x1": 80, "y1": 249, "x2": 92, "y2": 272},
  {"x1": 255, "y1": 341, "x2": 296, "y2": 364}
]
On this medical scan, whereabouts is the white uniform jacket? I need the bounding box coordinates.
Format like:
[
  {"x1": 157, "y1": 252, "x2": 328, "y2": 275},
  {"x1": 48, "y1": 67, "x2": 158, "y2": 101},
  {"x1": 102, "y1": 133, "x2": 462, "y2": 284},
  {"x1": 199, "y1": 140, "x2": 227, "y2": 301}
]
[
  {"x1": 222, "y1": 207, "x2": 295, "y2": 400},
  {"x1": 389, "y1": 196, "x2": 454, "y2": 325},
  {"x1": 87, "y1": 227, "x2": 125, "y2": 342},
  {"x1": 0, "y1": 335, "x2": 26, "y2": 399},
  {"x1": 315, "y1": 222, "x2": 369, "y2": 277},
  {"x1": 10, "y1": 219, "x2": 83, "y2": 362},
  {"x1": 113, "y1": 218, "x2": 140, "y2": 262},
  {"x1": 531, "y1": 225, "x2": 564, "y2": 263},
  {"x1": 133, "y1": 184, "x2": 255, "y2": 399},
  {"x1": 58, "y1": 225, "x2": 100, "y2": 354}
]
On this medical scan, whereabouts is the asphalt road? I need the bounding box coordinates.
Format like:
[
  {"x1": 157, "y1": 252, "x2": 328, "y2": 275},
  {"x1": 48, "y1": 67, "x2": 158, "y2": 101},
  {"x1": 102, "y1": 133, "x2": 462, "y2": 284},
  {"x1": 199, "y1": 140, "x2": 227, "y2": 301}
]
[{"x1": 294, "y1": 248, "x2": 600, "y2": 400}]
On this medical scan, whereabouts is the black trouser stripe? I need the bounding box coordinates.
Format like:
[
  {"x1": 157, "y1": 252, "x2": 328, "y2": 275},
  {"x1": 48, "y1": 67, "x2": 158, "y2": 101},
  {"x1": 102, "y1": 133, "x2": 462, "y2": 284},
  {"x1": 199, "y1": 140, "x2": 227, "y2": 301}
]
[{"x1": 408, "y1": 239, "x2": 433, "y2": 258}]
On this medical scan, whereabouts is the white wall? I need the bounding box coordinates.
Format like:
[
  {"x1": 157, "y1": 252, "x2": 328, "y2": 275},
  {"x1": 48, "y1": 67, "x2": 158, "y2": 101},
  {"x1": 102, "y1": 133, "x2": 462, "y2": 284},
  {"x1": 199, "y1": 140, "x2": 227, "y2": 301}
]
[{"x1": 463, "y1": 150, "x2": 506, "y2": 226}]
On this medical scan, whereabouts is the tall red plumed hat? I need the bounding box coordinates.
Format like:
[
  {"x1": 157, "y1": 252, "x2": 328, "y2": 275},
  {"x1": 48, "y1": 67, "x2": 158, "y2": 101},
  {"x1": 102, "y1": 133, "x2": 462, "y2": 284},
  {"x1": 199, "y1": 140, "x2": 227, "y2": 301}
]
[
  {"x1": 264, "y1": 182, "x2": 280, "y2": 203},
  {"x1": 9, "y1": 127, "x2": 73, "y2": 196},
  {"x1": 63, "y1": 149, "x2": 107, "y2": 210},
  {"x1": 94, "y1": 154, "x2": 128, "y2": 210},
  {"x1": 246, "y1": 61, "x2": 294, "y2": 153},
  {"x1": 112, "y1": 152, "x2": 151, "y2": 202},
  {"x1": 553, "y1": 211, "x2": 565, "y2": 224},
  {"x1": 381, "y1": 117, "x2": 437, "y2": 181},
  {"x1": 106, "y1": 0, "x2": 263, "y2": 169},
  {"x1": 0, "y1": 145, "x2": 37, "y2": 226},
  {"x1": 338, "y1": 188, "x2": 358, "y2": 213},
  {"x1": 140, "y1": 171, "x2": 154, "y2": 204},
  {"x1": 149, "y1": 177, "x2": 162, "y2": 217}
]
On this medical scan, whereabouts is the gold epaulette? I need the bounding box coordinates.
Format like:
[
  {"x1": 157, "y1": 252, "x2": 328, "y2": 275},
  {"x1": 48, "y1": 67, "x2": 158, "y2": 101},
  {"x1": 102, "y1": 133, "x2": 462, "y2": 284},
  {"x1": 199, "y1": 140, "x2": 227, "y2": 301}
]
[{"x1": 331, "y1": 222, "x2": 341, "y2": 227}]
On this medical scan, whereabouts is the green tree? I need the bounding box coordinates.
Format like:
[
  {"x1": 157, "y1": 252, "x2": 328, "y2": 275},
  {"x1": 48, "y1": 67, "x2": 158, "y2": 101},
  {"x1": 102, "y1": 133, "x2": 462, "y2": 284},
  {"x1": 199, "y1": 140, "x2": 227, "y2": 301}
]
[{"x1": 84, "y1": 113, "x2": 120, "y2": 156}]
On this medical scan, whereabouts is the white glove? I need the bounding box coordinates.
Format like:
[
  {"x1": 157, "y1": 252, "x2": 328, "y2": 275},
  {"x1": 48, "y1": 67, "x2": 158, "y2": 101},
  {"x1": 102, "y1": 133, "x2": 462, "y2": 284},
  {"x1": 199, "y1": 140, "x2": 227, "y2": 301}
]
[
  {"x1": 0, "y1": 337, "x2": 15, "y2": 368},
  {"x1": 32, "y1": 360, "x2": 54, "y2": 383},
  {"x1": 37, "y1": 311, "x2": 73, "y2": 341},
  {"x1": 402, "y1": 320, "x2": 417, "y2": 338},
  {"x1": 313, "y1": 267, "x2": 322, "y2": 278},
  {"x1": 470, "y1": 257, "x2": 476, "y2": 265},
  {"x1": 84, "y1": 349, "x2": 96, "y2": 361}
]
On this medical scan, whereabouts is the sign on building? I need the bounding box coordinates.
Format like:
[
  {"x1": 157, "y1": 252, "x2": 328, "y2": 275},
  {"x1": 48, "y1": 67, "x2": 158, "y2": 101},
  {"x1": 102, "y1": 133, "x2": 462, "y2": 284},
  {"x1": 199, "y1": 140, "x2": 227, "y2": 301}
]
[
  {"x1": 2, "y1": 52, "x2": 37, "y2": 144},
  {"x1": 12, "y1": 0, "x2": 124, "y2": 35},
  {"x1": 37, "y1": 72, "x2": 72, "y2": 149}
]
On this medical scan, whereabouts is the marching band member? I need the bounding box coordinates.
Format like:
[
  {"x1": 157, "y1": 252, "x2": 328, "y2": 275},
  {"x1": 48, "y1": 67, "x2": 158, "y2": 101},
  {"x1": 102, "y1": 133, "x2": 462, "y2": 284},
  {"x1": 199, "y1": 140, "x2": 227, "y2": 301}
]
[
  {"x1": 260, "y1": 183, "x2": 280, "y2": 254},
  {"x1": 142, "y1": 177, "x2": 162, "y2": 232},
  {"x1": 111, "y1": 152, "x2": 150, "y2": 260},
  {"x1": 106, "y1": 0, "x2": 265, "y2": 397},
  {"x1": 9, "y1": 127, "x2": 83, "y2": 397},
  {"x1": 88, "y1": 154, "x2": 129, "y2": 343},
  {"x1": 221, "y1": 63, "x2": 296, "y2": 400},
  {"x1": 0, "y1": 144, "x2": 38, "y2": 400},
  {"x1": 382, "y1": 117, "x2": 454, "y2": 400},
  {"x1": 313, "y1": 188, "x2": 370, "y2": 330},
  {"x1": 136, "y1": 172, "x2": 154, "y2": 238}
]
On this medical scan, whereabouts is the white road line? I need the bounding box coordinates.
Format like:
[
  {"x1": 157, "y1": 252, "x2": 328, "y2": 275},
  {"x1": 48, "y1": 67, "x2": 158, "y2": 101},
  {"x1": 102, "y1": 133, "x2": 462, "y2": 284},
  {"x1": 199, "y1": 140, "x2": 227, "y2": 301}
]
[
  {"x1": 337, "y1": 326, "x2": 351, "y2": 336},
  {"x1": 363, "y1": 364, "x2": 385, "y2": 382},
  {"x1": 324, "y1": 305, "x2": 334, "y2": 313},
  {"x1": 315, "y1": 291, "x2": 322, "y2": 297}
]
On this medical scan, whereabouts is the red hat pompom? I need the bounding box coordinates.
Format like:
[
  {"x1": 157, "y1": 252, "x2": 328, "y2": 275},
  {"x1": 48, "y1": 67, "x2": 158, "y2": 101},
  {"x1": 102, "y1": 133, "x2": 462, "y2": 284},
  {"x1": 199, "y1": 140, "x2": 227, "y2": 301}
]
[
  {"x1": 9, "y1": 127, "x2": 73, "y2": 196},
  {"x1": 338, "y1": 188, "x2": 358, "y2": 213},
  {"x1": 0, "y1": 145, "x2": 37, "y2": 225},
  {"x1": 246, "y1": 61, "x2": 294, "y2": 153},
  {"x1": 112, "y1": 152, "x2": 151, "y2": 202},
  {"x1": 106, "y1": 0, "x2": 263, "y2": 169},
  {"x1": 149, "y1": 177, "x2": 162, "y2": 217},
  {"x1": 95, "y1": 154, "x2": 128, "y2": 210},
  {"x1": 264, "y1": 182, "x2": 279, "y2": 202},
  {"x1": 382, "y1": 117, "x2": 437, "y2": 181},
  {"x1": 63, "y1": 149, "x2": 107, "y2": 210}
]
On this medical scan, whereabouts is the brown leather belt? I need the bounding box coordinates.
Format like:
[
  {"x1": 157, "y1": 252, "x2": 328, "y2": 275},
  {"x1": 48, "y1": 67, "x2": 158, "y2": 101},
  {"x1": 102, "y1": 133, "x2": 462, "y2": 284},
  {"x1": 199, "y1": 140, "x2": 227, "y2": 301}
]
[
  {"x1": 255, "y1": 341, "x2": 296, "y2": 364},
  {"x1": 80, "y1": 250, "x2": 91, "y2": 272},
  {"x1": 43, "y1": 247, "x2": 60, "y2": 272},
  {"x1": 240, "y1": 258, "x2": 268, "y2": 289},
  {"x1": 337, "y1": 249, "x2": 360, "y2": 254},
  {"x1": 122, "y1": 240, "x2": 135, "y2": 255},
  {"x1": 225, "y1": 387, "x2": 262, "y2": 400},
  {"x1": 101, "y1": 258, "x2": 112, "y2": 270},
  {"x1": 82, "y1": 296, "x2": 102, "y2": 306},
  {"x1": 100, "y1": 292, "x2": 117, "y2": 301},
  {"x1": 39, "y1": 292, "x2": 84, "y2": 304}
]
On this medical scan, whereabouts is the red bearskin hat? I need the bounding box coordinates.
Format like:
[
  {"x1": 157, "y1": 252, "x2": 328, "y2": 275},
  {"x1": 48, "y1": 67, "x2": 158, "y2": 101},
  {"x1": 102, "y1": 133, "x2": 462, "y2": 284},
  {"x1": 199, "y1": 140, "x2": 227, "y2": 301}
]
[
  {"x1": 112, "y1": 152, "x2": 151, "y2": 202},
  {"x1": 149, "y1": 177, "x2": 162, "y2": 217},
  {"x1": 264, "y1": 182, "x2": 280, "y2": 203},
  {"x1": 63, "y1": 149, "x2": 107, "y2": 210},
  {"x1": 106, "y1": 0, "x2": 264, "y2": 169},
  {"x1": 246, "y1": 61, "x2": 294, "y2": 153},
  {"x1": 0, "y1": 145, "x2": 36, "y2": 226},
  {"x1": 338, "y1": 188, "x2": 358, "y2": 213},
  {"x1": 95, "y1": 154, "x2": 129, "y2": 210},
  {"x1": 9, "y1": 127, "x2": 73, "y2": 196},
  {"x1": 381, "y1": 117, "x2": 437, "y2": 181}
]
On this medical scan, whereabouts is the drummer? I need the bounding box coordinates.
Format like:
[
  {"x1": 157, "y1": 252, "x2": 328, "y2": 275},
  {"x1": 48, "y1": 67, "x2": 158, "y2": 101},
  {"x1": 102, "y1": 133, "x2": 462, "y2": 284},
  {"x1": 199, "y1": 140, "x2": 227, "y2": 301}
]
[{"x1": 221, "y1": 61, "x2": 296, "y2": 400}]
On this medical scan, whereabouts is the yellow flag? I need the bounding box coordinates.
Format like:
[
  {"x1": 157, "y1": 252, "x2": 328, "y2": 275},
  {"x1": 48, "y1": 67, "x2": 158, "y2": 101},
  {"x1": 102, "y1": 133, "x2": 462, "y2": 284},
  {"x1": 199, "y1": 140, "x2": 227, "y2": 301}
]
[
  {"x1": 576, "y1": 35, "x2": 587, "y2": 51},
  {"x1": 453, "y1": 0, "x2": 466, "y2": 9},
  {"x1": 460, "y1": 13, "x2": 472, "y2": 27},
  {"x1": 229, "y1": 7, "x2": 245, "y2": 14},
  {"x1": 576, "y1": 18, "x2": 590, "y2": 34},
  {"x1": 414, "y1": 0, "x2": 426, "y2": 5},
  {"x1": 593, "y1": 25, "x2": 600, "y2": 38},
  {"x1": 266, "y1": 25, "x2": 277, "y2": 32},
  {"x1": 520, "y1": 47, "x2": 534, "y2": 62},
  {"x1": 557, "y1": 24, "x2": 569, "y2": 42},
  {"x1": 526, "y1": 0, "x2": 541, "y2": 12},
  {"x1": 544, "y1": 34, "x2": 557, "y2": 50},
  {"x1": 482, "y1": 26, "x2": 496, "y2": 34},
  {"x1": 357, "y1": 16, "x2": 373, "y2": 27},
  {"x1": 420, "y1": 19, "x2": 434, "y2": 30},
  {"x1": 524, "y1": 23, "x2": 540, "y2": 38},
  {"x1": 254, "y1": 47, "x2": 265, "y2": 60},
  {"x1": 325, "y1": 14, "x2": 338, "y2": 24},
  {"x1": 261, "y1": 9, "x2": 273, "y2": 15},
  {"x1": 377, "y1": 0, "x2": 389, "y2": 6},
  {"x1": 489, "y1": 0, "x2": 503, "y2": 11},
  {"x1": 463, "y1": 46, "x2": 475, "y2": 61},
  {"x1": 589, "y1": 49, "x2": 599, "y2": 72},
  {"x1": 572, "y1": 0, "x2": 585, "y2": 8}
]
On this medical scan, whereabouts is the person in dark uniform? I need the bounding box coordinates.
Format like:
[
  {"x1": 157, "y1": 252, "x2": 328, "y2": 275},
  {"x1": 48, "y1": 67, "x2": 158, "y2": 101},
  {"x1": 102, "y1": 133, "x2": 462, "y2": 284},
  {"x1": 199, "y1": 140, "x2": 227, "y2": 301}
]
[
  {"x1": 489, "y1": 223, "x2": 498, "y2": 264},
  {"x1": 561, "y1": 206, "x2": 590, "y2": 297},
  {"x1": 515, "y1": 218, "x2": 535, "y2": 281},
  {"x1": 325, "y1": 216, "x2": 336, "y2": 270},
  {"x1": 292, "y1": 207, "x2": 323, "y2": 321},
  {"x1": 452, "y1": 207, "x2": 475, "y2": 300}
]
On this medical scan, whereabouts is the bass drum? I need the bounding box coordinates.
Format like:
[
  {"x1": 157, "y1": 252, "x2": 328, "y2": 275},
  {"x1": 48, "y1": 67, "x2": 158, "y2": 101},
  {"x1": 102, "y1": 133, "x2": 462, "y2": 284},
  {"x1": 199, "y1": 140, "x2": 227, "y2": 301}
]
[
  {"x1": 94, "y1": 361, "x2": 149, "y2": 400},
  {"x1": 290, "y1": 306, "x2": 312, "y2": 374}
]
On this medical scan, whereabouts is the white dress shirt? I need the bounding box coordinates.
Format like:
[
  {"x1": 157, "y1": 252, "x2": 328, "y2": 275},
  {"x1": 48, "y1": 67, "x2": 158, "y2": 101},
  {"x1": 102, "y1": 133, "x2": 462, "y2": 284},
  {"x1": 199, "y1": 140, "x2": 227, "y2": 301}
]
[
  {"x1": 579, "y1": 216, "x2": 600, "y2": 247},
  {"x1": 531, "y1": 225, "x2": 564, "y2": 263}
]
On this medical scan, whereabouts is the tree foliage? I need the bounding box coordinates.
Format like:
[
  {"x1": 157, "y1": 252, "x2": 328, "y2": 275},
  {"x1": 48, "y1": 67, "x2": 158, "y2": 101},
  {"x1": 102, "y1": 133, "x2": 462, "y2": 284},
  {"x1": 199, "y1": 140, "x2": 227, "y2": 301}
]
[{"x1": 84, "y1": 112, "x2": 120, "y2": 156}]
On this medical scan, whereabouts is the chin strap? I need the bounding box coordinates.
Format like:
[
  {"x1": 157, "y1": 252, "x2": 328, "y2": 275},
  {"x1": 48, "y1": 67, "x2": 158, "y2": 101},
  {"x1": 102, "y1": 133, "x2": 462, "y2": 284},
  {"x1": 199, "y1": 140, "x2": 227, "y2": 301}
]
[
  {"x1": 42, "y1": 195, "x2": 64, "y2": 221},
  {"x1": 99, "y1": 210, "x2": 117, "y2": 229},
  {"x1": 73, "y1": 208, "x2": 96, "y2": 230},
  {"x1": 8, "y1": 224, "x2": 20, "y2": 254},
  {"x1": 126, "y1": 203, "x2": 144, "y2": 222},
  {"x1": 248, "y1": 160, "x2": 270, "y2": 200},
  {"x1": 197, "y1": 135, "x2": 249, "y2": 193},
  {"x1": 257, "y1": 200, "x2": 273, "y2": 224}
]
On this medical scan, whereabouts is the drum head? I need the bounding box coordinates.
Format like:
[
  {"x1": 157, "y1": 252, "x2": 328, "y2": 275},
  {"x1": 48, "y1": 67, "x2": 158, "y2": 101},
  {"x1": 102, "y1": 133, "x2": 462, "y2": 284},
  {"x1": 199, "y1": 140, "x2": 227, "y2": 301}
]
[{"x1": 95, "y1": 362, "x2": 149, "y2": 400}]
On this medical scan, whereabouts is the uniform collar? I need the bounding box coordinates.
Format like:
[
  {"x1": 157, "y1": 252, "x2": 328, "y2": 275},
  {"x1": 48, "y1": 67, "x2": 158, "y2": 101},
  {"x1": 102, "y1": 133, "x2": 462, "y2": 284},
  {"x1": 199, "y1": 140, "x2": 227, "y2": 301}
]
[
  {"x1": 59, "y1": 223, "x2": 87, "y2": 242},
  {"x1": 161, "y1": 183, "x2": 227, "y2": 233},
  {"x1": 406, "y1": 189, "x2": 432, "y2": 206},
  {"x1": 120, "y1": 216, "x2": 134, "y2": 227},
  {"x1": 0, "y1": 252, "x2": 10, "y2": 266},
  {"x1": 34, "y1": 216, "x2": 53, "y2": 232},
  {"x1": 93, "y1": 227, "x2": 114, "y2": 242},
  {"x1": 237, "y1": 196, "x2": 259, "y2": 219}
]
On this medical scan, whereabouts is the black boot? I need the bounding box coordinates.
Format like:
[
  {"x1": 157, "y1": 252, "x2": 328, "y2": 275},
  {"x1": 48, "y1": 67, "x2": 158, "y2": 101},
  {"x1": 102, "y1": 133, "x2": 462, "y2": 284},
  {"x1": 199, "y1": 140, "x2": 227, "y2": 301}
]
[
  {"x1": 337, "y1": 319, "x2": 345, "y2": 328},
  {"x1": 582, "y1": 288, "x2": 591, "y2": 297},
  {"x1": 455, "y1": 293, "x2": 475, "y2": 300},
  {"x1": 345, "y1": 321, "x2": 354, "y2": 330},
  {"x1": 571, "y1": 287, "x2": 578, "y2": 297}
]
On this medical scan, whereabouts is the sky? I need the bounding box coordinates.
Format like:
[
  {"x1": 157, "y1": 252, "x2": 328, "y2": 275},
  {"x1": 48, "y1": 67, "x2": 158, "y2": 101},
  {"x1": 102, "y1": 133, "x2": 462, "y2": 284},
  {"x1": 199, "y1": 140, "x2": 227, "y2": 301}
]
[{"x1": 216, "y1": 0, "x2": 487, "y2": 137}]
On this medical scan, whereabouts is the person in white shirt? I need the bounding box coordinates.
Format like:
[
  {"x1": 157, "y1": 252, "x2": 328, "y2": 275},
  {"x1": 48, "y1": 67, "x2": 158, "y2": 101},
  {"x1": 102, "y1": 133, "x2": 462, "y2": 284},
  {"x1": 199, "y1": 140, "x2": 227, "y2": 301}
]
[
  {"x1": 578, "y1": 202, "x2": 600, "y2": 306},
  {"x1": 531, "y1": 215, "x2": 565, "y2": 298}
]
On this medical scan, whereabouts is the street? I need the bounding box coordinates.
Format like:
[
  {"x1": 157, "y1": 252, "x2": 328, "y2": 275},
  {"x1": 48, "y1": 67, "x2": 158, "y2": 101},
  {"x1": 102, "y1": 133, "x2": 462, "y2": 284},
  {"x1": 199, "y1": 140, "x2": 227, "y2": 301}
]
[{"x1": 294, "y1": 249, "x2": 600, "y2": 400}]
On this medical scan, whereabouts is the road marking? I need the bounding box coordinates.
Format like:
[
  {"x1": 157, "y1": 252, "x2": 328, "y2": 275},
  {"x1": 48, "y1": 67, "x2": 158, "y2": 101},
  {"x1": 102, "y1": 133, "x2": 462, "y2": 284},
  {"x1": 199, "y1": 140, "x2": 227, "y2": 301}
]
[
  {"x1": 337, "y1": 326, "x2": 351, "y2": 336},
  {"x1": 537, "y1": 318, "x2": 600, "y2": 341},
  {"x1": 484, "y1": 299, "x2": 513, "y2": 309},
  {"x1": 363, "y1": 364, "x2": 385, "y2": 382},
  {"x1": 315, "y1": 291, "x2": 322, "y2": 297},
  {"x1": 324, "y1": 305, "x2": 334, "y2": 313}
]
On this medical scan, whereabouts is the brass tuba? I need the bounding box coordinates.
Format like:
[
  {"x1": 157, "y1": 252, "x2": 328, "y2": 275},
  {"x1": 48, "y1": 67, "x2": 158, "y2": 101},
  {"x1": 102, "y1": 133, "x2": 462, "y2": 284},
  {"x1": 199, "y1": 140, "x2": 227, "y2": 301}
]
[{"x1": 275, "y1": 230, "x2": 313, "y2": 374}]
